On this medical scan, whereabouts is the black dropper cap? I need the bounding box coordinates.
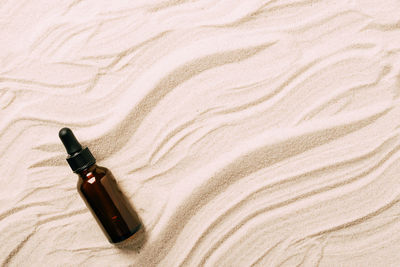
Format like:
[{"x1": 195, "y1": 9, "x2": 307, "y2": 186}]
[{"x1": 59, "y1": 128, "x2": 96, "y2": 173}]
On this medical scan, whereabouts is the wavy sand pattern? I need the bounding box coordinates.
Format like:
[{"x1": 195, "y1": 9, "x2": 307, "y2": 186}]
[{"x1": 1, "y1": 0, "x2": 400, "y2": 266}]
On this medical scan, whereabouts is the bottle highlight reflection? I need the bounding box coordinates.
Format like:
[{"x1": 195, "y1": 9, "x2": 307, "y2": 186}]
[{"x1": 59, "y1": 128, "x2": 141, "y2": 243}]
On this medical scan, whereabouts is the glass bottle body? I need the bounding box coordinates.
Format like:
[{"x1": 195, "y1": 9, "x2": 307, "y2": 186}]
[{"x1": 77, "y1": 164, "x2": 141, "y2": 243}]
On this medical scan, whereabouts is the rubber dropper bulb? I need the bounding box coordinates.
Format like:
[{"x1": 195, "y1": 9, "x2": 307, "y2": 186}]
[{"x1": 59, "y1": 127, "x2": 83, "y2": 155}]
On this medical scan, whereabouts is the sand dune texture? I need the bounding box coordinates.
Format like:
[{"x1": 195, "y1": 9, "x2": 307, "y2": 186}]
[{"x1": 1, "y1": 0, "x2": 400, "y2": 266}]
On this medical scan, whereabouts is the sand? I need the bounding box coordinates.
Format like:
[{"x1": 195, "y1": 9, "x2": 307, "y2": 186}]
[{"x1": 1, "y1": 0, "x2": 400, "y2": 266}]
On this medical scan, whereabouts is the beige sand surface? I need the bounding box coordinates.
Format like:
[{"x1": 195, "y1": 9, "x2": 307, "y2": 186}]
[{"x1": 1, "y1": 0, "x2": 400, "y2": 266}]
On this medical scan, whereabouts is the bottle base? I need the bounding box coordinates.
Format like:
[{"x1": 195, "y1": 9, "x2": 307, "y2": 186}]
[{"x1": 110, "y1": 223, "x2": 142, "y2": 244}]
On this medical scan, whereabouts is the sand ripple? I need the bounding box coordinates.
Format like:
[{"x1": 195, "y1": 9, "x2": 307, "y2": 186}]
[{"x1": 1, "y1": 0, "x2": 400, "y2": 266}]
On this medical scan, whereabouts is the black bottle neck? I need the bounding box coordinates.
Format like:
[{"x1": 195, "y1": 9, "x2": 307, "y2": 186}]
[
  {"x1": 59, "y1": 128, "x2": 96, "y2": 173},
  {"x1": 67, "y1": 147, "x2": 96, "y2": 173}
]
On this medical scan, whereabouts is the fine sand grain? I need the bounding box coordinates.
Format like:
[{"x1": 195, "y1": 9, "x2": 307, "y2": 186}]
[{"x1": 1, "y1": 0, "x2": 400, "y2": 266}]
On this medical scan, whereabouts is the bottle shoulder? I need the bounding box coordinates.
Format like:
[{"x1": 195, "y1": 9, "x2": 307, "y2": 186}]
[
  {"x1": 80, "y1": 164, "x2": 108, "y2": 177},
  {"x1": 93, "y1": 165, "x2": 109, "y2": 177},
  {"x1": 77, "y1": 165, "x2": 110, "y2": 190}
]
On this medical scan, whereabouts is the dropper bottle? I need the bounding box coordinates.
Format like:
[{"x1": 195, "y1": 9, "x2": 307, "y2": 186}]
[{"x1": 59, "y1": 128, "x2": 141, "y2": 243}]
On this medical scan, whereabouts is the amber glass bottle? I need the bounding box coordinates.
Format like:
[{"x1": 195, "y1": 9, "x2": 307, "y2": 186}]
[{"x1": 59, "y1": 128, "x2": 141, "y2": 243}]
